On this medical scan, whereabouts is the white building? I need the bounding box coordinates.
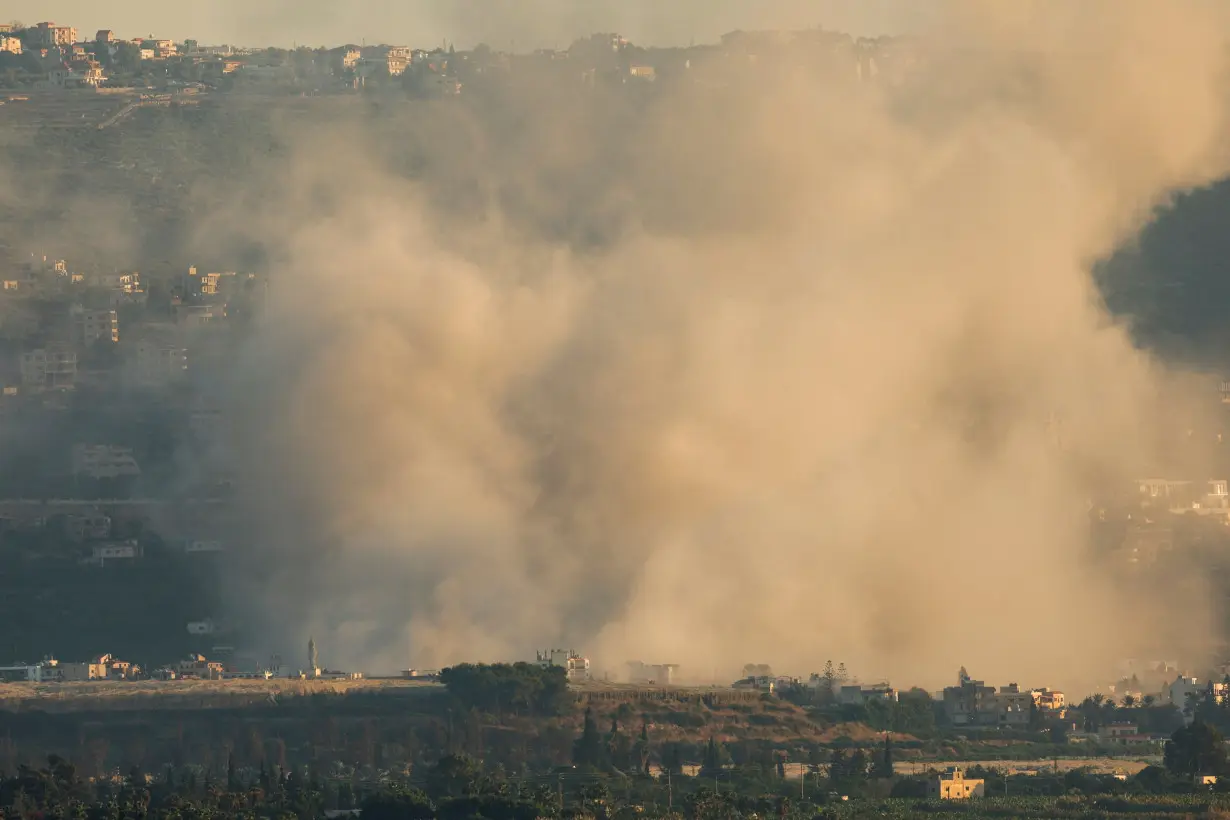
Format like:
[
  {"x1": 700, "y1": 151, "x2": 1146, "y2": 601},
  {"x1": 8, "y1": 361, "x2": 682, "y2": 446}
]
[
  {"x1": 1167, "y1": 675, "x2": 1228, "y2": 721},
  {"x1": 72, "y1": 307, "x2": 119, "y2": 345},
  {"x1": 30, "y1": 22, "x2": 77, "y2": 48},
  {"x1": 72, "y1": 444, "x2": 140, "y2": 479},
  {"x1": 89, "y1": 541, "x2": 140, "y2": 565},
  {"x1": 20, "y1": 347, "x2": 77, "y2": 390},
  {"x1": 536, "y1": 648, "x2": 590, "y2": 681}
]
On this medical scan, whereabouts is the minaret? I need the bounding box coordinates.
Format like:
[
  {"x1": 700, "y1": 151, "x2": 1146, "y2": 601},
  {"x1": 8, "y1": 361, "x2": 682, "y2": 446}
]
[{"x1": 309, "y1": 637, "x2": 319, "y2": 675}]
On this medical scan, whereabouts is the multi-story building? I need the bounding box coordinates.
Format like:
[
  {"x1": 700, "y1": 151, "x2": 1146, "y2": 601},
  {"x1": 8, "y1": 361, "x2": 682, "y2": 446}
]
[
  {"x1": 95, "y1": 30, "x2": 115, "y2": 43},
  {"x1": 20, "y1": 346, "x2": 77, "y2": 390},
  {"x1": 942, "y1": 678, "x2": 1036, "y2": 727},
  {"x1": 1030, "y1": 687, "x2": 1066, "y2": 712},
  {"x1": 177, "y1": 654, "x2": 225, "y2": 679},
  {"x1": 0, "y1": 37, "x2": 21, "y2": 54},
  {"x1": 536, "y1": 648, "x2": 590, "y2": 681},
  {"x1": 995, "y1": 683, "x2": 1034, "y2": 726},
  {"x1": 942, "y1": 677, "x2": 997, "y2": 726},
  {"x1": 175, "y1": 303, "x2": 227, "y2": 327},
  {"x1": 331, "y1": 47, "x2": 361, "y2": 73},
  {"x1": 134, "y1": 337, "x2": 188, "y2": 387},
  {"x1": 72, "y1": 445, "x2": 141, "y2": 479},
  {"x1": 72, "y1": 307, "x2": 119, "y2": 345},
  {"x1": 386, "y1": 46, "x2": 411, "y2": 76},
  {"x1": 30, "y1": 22, "x2": 77, "y2": 48},
  {"x1": 1167, "y1": 675, "x2": 1229, "y2": 721},
  {"x1": 63, "y1": 512, "x2": 112, "y2": 542}
]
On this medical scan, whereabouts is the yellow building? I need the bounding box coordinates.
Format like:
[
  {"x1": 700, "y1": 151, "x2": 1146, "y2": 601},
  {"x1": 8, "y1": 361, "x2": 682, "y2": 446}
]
[{"x1": 928, "y1": 768, "x2": 984, "y2": 800}]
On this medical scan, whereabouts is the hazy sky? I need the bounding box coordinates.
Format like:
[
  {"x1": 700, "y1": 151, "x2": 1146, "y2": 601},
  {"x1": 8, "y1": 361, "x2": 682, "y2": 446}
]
[{"x1": 7, "y1": 0, "x2": 931, "y2": 49}]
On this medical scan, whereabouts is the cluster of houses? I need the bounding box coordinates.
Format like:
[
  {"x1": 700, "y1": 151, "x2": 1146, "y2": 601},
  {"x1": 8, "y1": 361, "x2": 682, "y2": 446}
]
[
  {"x1": 0, "y1": 652, "x2": 229, "y2": 682},
  {"x1": 0, "y1": 18, "x2": 931, "y2": 96},
  {"x1": 0, "y1": 253, "x2": 253, "y2": 512}
]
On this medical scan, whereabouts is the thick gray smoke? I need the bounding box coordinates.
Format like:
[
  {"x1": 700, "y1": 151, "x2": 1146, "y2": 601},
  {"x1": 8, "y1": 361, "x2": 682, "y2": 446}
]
[{"x1": 212, "y1": 0, "x2": 1230, "y2": 690}]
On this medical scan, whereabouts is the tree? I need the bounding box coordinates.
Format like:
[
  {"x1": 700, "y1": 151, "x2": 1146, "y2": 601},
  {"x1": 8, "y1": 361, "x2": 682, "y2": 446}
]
[
  {"x1": 659, "y1": 742, "x2": 684, "y2": 776},
  {"x1": 1028, "y1": 699, "x2": 1045, "y2": 732},
  {"x1": 606, "y1": 717, "x2": 631, "y2": 772},
  {"x1": 870, "y1": 735, "x2": 893, "y2": 779},
  {"x1": 440, "y1": 663, "x2": 570, "y2": 716},
  {"x1": 819, "y1": 661, "x2": 837, "y2": 705},
  {"x1": 226, "y1": 753, "x2": 237, "y2": 792},
  {"x1": 362, "y1": 787, "x2": 435, "y2": 820},
  {"x1": 425, "y1": 753, "x2": 484, "y2": 799},
  {"x1": 1164, "y1": 720, "x2": 1227, "y2": 779},
  {"x1": 572, "y1": 707, "x2": 606, "y2": 770},
  {"x1": 699, "y1": 737, "x2": 724, "y2": 779},
  {"x1": 634, "y1": 718, "x2": 651, "y2": 773}
]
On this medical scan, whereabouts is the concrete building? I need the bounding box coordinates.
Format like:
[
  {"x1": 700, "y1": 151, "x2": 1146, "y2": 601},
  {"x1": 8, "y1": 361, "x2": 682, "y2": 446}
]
[
  {"x1": 995, "y1": 683, "x2": 1034, "y2": 727},
  {"x1": 21, "y1": 346, "x2": 77, "y2": 390},
  {"x1": 386, "y1": 46, "x2": 411, "y2": 75},
  {"x1": 928, "y1": 768, "x2": 984, "y2": 800},
  {"x1": 89, "y1": 541, "x2": 140, "y2": 565},
  {"x1": 0, "y1": 36, "x2": 21, "y2": 54},
  {"x1": 134, "y1": 338, "x2": 188, "y2": 387},
  {"x1": 334, "y1": 47, "x2": 361, "y2": 72},
  {"x1": 942, "y1": 678, "x2": 997, "y2": 726},
  {"x1": 95, "y1": 30, "x2": 115, "y2": 43},
  {"x1": 175, "y1": 303, "x2": 227, "y2": 327},
  {"x1": 63, "y1": 512, "x2": 112, "y2": 542},
  {"x1": 1030, "y1": 688, "x2": 1066, "y2": 712},
  {"x1": 72, "y1": 307, "x2": 119, "y2": 345},
  {"x1": 626, "y1": 661, "x2": 681, "y2": 684},
  {"x1": 1167, "y1": 675, "x2": 1228, "y2": 720},
  {"x1": 536, "y1": 648, "x2": 590, "y2": 681},
  {"x1": 72, "y1": 445, "x2": 140, "y2": 480},
  {"x1": 58, "y1": 659, "x2": 109, "y2": 681},
  {"x1": 30, "y1": 22, "x2": 77, "y2": 48},
  {"x1": 838, "y1": 684, "x2": 899, "y2": 706},
  {"x1": 177, "y1": 654, "x2": 225, "y2": 679}
]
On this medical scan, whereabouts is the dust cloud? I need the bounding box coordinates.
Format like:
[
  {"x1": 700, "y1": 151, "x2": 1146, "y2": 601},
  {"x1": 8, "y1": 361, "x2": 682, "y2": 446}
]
[{"x1": 209, "y1": 0, "x2": 1230, "y2": 691}]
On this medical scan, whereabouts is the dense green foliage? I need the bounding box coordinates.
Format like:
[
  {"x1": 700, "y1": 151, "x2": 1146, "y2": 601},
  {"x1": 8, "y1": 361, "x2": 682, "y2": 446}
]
[{"x1": 439, "y1": 662, "x2": 570, "y2": 716}]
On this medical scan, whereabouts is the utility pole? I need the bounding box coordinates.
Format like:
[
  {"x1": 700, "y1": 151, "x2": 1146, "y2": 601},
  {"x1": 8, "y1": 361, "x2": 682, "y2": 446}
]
[
  {"x1": 667, "y1": 770, "x2": 672, "y2": 812},
  {"x1": 558, "y1": 773, "x2": 563, "y2": 812},
  {"x1": 800, "y1": 762, "x2": 805, "y2": 800}
]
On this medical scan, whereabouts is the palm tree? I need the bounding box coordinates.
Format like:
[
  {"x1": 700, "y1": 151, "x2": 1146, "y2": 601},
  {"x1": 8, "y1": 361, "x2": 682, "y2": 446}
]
[
  {"x1": 1143, "y1": 694, "x2": 1157, "y2": 707},
  {"x1": 1122, "y1": 694, "x2": 1137, "y2": 708}
]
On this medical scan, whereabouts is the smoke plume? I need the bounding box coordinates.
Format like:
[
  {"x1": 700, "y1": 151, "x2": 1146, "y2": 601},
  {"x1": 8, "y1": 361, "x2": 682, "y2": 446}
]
[{"x1": 211, "y1": 0, "x2": 1230, "y2": 690}]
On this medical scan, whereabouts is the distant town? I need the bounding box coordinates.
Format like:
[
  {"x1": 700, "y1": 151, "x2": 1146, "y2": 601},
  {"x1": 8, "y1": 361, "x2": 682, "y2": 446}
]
[{"x1": 0, "y1": 21, "x2": 913, "y2": 96}]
